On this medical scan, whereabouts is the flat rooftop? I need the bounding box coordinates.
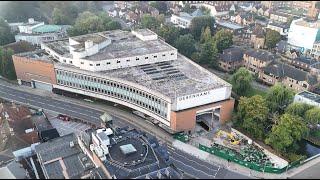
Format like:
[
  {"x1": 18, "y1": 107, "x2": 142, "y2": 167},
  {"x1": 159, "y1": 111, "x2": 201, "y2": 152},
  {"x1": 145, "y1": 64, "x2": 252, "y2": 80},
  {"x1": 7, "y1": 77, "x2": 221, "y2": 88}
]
[
  {"x1": 217, "y1": 20, "x2": 244, "y2": 30},
  {"x1": 14, "y1": 50, "x2": 53, "y2": 62},
  {"x1": 35, "y1": 133, "x2": 106, "y2": 179},
  {"x1": 297, "y1": 91, "x2": 320, "y2": 103},
  {"x1": 294, "y1": 18, "x2": 320, "y2": 29},
  {"x1": 44, "y1": 30, "x2": 176, "y2": 61},
  {"x1": 55, "y1": 54, "x2": 230, "y2": 99}
]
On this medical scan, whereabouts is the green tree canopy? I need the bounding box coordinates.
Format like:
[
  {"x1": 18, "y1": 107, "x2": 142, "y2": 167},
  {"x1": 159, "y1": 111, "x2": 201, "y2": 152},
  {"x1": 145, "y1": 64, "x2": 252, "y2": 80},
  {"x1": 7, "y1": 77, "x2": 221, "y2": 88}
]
[
  {"x1": 200, "y1": 26, "x2": 212, "y2": 44},
  {"x1": 181, "y1": 3, "x2": 193, "y2": 14},
  {"x1": 305, "y1": 107, "x2": 320, "y2": 127},
  {"x1": 285, "y1": 102, "x2": 313, "y2": 118},
  {"x1": 157, "y1": 24, "x2": 180, "y2": 45},
  {"x1": 265, "y1": 29, "x2": 281, "y2": 49},
  {"x1": 149, "y1": 1, "x2": 168, "y2": 14},
  {"x1": 265, "y1": 113, "x2": 308, "y2": 153},
  {"x1": 174, "y1": 34, "x2": 196, "y2": 58},
  {"x1": 0, "y1": 17, "x2": 15, "y2": 46},
  {"x1": 266, "y1": 83, "x2": 294, "y2": 114},
  {"x1": 0, "y1": 47, "x2": 16, "y2": 80},
  {"x1": 235, "y1": 95, "x2": 269, "y2": 139},
  {"x1": 212, "y1": 29, "x2": 233, "y2": 53},
  {"x1": 230, "y1": 67, "x2": 253, "y2": 97},
  {"x1": 190, "y1": 16, "x2": 215, "y2": 40},
  {"x1": 52, "y1": 8, "x2": 71, "y2": 25},
  {"x1": 67, "y1": 11, "x2": 121, "y2": 36},
  {"x1": 198, "y1": 39, "x2": 218, "y2": 67},
  {"x1": 140, "y1": 14, "x2": 161, "y2": 31}
]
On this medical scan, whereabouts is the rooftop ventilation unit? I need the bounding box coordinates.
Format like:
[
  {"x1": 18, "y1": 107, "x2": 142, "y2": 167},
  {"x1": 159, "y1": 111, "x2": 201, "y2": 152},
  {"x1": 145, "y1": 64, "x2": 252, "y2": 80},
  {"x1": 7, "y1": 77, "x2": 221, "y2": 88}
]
[{"x1": 70, "y1": 141, "x2": 75, "y2": 148}]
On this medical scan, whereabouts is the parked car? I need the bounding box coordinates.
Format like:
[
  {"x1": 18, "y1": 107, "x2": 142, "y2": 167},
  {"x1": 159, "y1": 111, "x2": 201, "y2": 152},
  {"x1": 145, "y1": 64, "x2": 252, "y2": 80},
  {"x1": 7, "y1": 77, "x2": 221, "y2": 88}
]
[{"x1": 57, "y1": 114, "x2": 71, "y2": 121}]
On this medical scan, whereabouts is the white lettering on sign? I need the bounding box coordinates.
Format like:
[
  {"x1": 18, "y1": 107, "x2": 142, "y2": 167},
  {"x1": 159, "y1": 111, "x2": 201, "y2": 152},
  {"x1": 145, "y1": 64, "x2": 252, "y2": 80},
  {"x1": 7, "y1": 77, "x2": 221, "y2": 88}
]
[{"x1": 178, "y1": 91, "x2": 210, "y2": 101}]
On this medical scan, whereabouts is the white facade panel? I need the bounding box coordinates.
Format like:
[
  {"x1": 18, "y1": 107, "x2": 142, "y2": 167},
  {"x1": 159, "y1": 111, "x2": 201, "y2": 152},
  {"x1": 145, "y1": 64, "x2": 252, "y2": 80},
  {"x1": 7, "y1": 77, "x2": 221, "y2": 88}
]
[
  {"x1": 288, "y1": 19, "x2": 319, "y2": 52},
  {"x1": 175, "y1": 87, "x2": 231, "y2": 111}
]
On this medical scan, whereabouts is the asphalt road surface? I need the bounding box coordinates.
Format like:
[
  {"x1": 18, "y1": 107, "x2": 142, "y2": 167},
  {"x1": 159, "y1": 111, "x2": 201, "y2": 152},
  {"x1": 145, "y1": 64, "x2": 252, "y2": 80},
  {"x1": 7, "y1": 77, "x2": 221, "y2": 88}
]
[{"x1": 0, "y1": 83, "x2": 250, "y2": 179}]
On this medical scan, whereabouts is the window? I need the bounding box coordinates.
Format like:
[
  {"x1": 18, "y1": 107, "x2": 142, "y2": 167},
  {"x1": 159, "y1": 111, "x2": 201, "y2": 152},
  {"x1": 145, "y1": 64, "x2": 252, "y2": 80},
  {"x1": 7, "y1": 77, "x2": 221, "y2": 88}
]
[
  {"x1": 63, "y1": 59, "x2": 66, "y2": 63},
  {"x1": 145, "y1": 57, "x2": 148, "y2": 59},
  {"x1": 154, "y1": 55, "x2": 157, "y2": 58},
  {"x1": 126, "y1": 59, "x2": 130, "y2": 62},
  {"x1": 136, "y1": 57, "x2": 139, "y2": 60},
  {"x1": 69, "y1": 61, "x2": 73, "y2": 64},
  {"x1": 117, "y1": 60, "x2": 120, "y2": 63},
  {"x1": 107, "y1": 62, "x2": 111, "y2": 65},
  {"x1": 96, "y1": 64, "x2": 100, "y2": 66},
  {"x1": 90, "y1": 64, "x2": 93, "y2": 66},
  {"x1": 81, "y1": 62, "x2": 84, "y2": 65},
  {"x1": 171, "y1": 53, "x2": 174, "y2": 55},
  {"x1": 162, "y1": 54, "x2": 166, "y2": 57}
]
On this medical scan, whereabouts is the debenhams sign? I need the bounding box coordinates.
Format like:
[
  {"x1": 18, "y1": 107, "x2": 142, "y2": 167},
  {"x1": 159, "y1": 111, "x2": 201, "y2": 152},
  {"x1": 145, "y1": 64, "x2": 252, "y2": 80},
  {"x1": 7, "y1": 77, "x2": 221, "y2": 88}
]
[{"x1": 178, "y1": 91, "x2": 210, "y2": 101}]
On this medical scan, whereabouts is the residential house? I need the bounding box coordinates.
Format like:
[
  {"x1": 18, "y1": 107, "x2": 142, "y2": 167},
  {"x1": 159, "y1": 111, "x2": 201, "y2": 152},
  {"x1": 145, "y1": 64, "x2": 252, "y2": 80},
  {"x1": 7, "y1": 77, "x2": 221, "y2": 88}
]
[
  {"x1": 260, "y1": 61, "x2": 318, "y2": 91},
  {"x1": 216, "y1": 20, "x2": 245, "y2": 36},
  {"x1": 257, "y1": 7, "x2": 269, "y2": 17},
  {"x1": 235, "y1": 13, "x2": 253, "y2": 26},
  {"x1": 250, "y1": 26, "x2": 265, "y2": 49},
  {"x1": 170, "y1": 9, "x2": 204, "y2": 28},
  {"x1": 285, "y1": 49, "x2": 300, "y2": 60},
  {"x1": 107, "y1": 8, "x2": 118, "y2": 17},
  {"x1": 243, "y1": 49, "x2": 275, "y2": 74},
  {"x1": 311, "y1": 41, "x2": 320, "y2": 60},
  {"x1": 266, "y1": 21, "x2": 290, "y2": 36},
  {"x1": 276, "y1": 40, "x2": 288, "y2": 54},
  {"x1": 134, "y1": 2, "x2": 160, "y2": 18},
  {"x1": 126, "y1": 11, "x2": 139, "y2": 24},
  {"x1": 218, "y1": 47, "x2": 244, "y2": 72},
  {"x1": 269, "y1": 11, "x2": 291, "y2": 23},
  {"x1": 290, "y1": 56, "x2": 317, "y2": 72}
]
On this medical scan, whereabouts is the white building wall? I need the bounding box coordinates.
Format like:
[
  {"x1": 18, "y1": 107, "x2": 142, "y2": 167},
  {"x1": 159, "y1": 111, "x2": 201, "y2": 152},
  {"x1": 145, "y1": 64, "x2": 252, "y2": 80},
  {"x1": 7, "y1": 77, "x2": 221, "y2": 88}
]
[
  {"x1": 170, "y1": 15, "x2": 191, "y2": 28},
  {"x1": 173, "y1": 86, "x2": 231, "y2": 111},
  {"x1": 288, "y1": 19, "x2": 319, "y2": 52},
  {"x1": 294, "y1": 94, "x2": 320, "y2": 107}
]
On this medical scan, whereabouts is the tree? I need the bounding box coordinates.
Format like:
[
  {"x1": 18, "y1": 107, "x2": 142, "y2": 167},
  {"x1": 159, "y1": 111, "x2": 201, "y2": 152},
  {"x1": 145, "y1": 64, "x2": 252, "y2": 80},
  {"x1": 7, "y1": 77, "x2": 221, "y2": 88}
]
[
  {"x1": 305, "y1": 107, "x2": 320, "y2": 127},
  {"x1": 174, "y1": 34, "x2": 196, "y2": 58},
  {"x1": 150, "y1": 1, "x2": 168, "y2": 14},
  {"x1": 52, "y1": 8, "x2": 70, "y2": 25},
  {"x1": 198, "y1": 39, "x2": 218, "y2": 67},
  {"x1": 140, "y1": 14, "x2": 160, "y2": 31},
  {"x1": 235, "y1": 95, "x2": 269, "y2": 139},
  {"x1": 230, "y1": 67, "x2": 253, "y2": 97},
  {"x1": 182, "y1": 3, "x2": 193, "y2": 14},
  {"x1": 285, "y1": 102, "x2": 313, "y2": 118},
  {"x1": 67, "y1": 11, "x2": 121, "y2": 36},
  {"x1": 265, "y1": 29, "x2": 281, "y2": 49},
  {"x1": 266, "y1": 83, "x2": 294, "y2": 114},
  {"x1": 200, "y1": 6, "x2": 211, "y2": 16},
  {"x1": 265, "y1": 113, "x2": 308, "y2": 153},
  {"x1": 190, "y1": 16, "x2": 215, "y2": 40},
  {"x1": 200, "y1": 26, "x2": 212, "y2": 44},
  {"x1": 0, "y1": 17, "x2": 15, "y2": 46},
  {"x1": 212, "y1": 29, "x2": 233, "y2": 53},
  {"x1": 157, "y1": 24, "x2": 180, "y2": 45},
  {"x1": 0, "y1": 47, "x2": 16, "y2": 80}
]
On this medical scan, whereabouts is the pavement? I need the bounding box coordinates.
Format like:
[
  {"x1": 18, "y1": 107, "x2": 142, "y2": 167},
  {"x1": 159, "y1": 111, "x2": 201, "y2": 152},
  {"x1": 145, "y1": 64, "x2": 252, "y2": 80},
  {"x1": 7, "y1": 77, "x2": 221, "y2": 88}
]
[{"x1": 0, "y1": 80, "x2": 248, "y2": 179}]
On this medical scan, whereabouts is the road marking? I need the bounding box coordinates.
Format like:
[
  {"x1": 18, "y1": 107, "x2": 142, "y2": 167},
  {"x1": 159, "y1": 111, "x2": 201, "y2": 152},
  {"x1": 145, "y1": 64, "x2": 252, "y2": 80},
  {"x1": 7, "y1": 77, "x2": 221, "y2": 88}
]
[
  {"x1": 171, "y1": 157, "x2": 216, "y2": 178},
  {"x1": 170, "y1": 150, "x2": 219, "y2": 172}
]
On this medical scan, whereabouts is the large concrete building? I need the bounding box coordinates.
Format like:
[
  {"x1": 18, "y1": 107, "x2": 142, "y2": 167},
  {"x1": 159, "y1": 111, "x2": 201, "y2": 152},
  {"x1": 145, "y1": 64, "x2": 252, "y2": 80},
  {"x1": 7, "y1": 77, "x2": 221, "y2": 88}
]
[
  {"x1": 12, "y1": 29, "x2": 234, "y2": 134},
  {"x1": 14, "y1": 18, "x2": 71, "y2": 46},
  {"x1": 288, "y1": 18, "x2": 320, "y2": 54}
]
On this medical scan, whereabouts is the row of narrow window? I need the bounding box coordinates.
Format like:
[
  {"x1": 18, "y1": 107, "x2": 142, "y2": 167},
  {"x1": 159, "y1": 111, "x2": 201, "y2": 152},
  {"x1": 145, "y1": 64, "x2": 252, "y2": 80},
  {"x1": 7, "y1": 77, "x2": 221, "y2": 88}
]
[
  {"x1": 77, "y1": 53, "x2": 175, "y2": 67},
  {"x1": 56, "y1": 71, "x2": 168, "y2": 118}
]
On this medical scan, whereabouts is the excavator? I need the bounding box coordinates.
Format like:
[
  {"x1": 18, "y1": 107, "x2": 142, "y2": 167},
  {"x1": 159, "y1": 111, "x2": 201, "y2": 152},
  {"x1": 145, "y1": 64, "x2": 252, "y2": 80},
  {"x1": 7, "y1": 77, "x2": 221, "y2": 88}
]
[{"x1": 216, "y1": 130, "x2": 240, "y2": 145}]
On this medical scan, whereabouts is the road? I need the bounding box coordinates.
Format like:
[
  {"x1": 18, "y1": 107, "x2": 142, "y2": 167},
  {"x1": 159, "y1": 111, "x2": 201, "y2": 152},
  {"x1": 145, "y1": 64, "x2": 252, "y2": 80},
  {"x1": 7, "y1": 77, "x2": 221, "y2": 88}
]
[{"x1": 0, "y1": 82, "x2": 249, "y2": 179}]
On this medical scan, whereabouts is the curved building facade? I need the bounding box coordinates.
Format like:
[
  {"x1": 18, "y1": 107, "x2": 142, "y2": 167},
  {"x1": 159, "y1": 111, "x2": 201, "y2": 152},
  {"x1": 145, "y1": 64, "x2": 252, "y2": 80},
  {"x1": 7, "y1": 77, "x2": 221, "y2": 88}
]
[{"x1": 13, "y1": 29, "x2": 235, "y2": 134}]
